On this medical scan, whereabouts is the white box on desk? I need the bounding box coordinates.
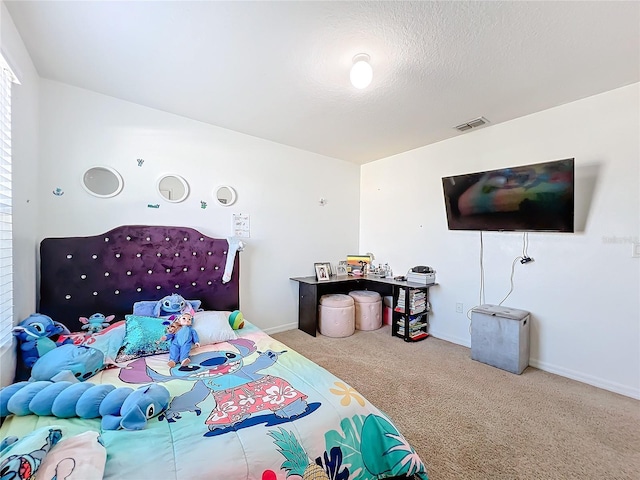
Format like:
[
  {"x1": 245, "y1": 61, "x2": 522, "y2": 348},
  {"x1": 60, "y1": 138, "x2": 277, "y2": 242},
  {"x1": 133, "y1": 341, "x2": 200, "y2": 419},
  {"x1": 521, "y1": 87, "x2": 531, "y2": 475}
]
[{"x1": 405, "y1": 272, "x2": 435, "y2": 285}]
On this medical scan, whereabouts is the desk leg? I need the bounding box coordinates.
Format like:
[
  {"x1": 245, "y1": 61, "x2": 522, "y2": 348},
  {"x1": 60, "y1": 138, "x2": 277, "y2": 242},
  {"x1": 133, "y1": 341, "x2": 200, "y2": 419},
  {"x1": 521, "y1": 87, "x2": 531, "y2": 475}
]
[{"x1": 298, "y1": 282, "x2": 318, "y2": 336}]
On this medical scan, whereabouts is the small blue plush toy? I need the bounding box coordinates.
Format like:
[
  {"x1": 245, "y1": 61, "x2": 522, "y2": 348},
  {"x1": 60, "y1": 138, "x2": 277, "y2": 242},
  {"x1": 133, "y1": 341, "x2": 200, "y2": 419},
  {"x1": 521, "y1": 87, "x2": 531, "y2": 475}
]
[{"x1": 79, "y1": 313, "x2": 116, "y2": 334}]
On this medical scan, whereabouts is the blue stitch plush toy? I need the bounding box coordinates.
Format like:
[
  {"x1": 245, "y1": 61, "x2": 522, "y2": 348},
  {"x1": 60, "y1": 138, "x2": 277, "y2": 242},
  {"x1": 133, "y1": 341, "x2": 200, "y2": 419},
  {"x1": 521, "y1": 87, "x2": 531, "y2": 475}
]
[
  {"x1": 79, "y1": 313, "x2": 116, "y2": 334},
  {"x1": 153, "y1": 293, "x2": 197, "y2": 318},
  {"x1": 12, "y1": 314, "x2": 73, "y2": 380},
  {"x1": 0, "y1": 381, "x2": 170, "y2": 430},
  {"x1": 132, "y1": 293, "x2": 201, "y2": 318}
]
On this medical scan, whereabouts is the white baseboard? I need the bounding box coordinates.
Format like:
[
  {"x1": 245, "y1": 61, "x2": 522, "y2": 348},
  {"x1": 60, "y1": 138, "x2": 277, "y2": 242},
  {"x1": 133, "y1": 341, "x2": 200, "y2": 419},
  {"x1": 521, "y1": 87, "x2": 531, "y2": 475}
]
[
  {"x1": 262, "y1": 322, "x2": 299, "y2": 335},
  {"x1": 429, "y1": 329, "x2": 639, "y2": 400},
  {"x1": 429, "y1": 329, "x2": 470, "y2": 348},
  {"x1": 529, "y1": 358, "x2": 640, "y2": 400}
]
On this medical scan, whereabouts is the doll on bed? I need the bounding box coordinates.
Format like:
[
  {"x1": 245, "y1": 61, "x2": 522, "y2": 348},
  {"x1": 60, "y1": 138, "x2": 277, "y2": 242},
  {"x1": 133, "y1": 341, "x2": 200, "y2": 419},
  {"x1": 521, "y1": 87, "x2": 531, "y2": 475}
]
[{"x1": 159, "y1": 313, "x2": 200, "y2": 367}]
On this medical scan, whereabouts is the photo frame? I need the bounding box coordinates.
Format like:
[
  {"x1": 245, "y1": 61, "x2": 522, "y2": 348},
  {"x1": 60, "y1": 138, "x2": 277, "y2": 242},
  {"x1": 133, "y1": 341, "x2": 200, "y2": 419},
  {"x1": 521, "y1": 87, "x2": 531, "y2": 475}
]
[
  {"x1": 314, "y1": 262, "x2": 331, "y2": 281},
  {"x1": 335, "y1": 264, "x2": 348, "y2": 276},
  {"x1": 346, "y1": 254, "x2": 372, "y2": 273}
]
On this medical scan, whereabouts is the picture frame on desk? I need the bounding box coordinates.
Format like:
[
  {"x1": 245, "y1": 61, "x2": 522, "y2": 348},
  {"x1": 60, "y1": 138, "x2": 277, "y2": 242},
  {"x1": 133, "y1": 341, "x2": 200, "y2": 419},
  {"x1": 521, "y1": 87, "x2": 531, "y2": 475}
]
[
  {"x1": 314, "y1": 263, "x2": 331, "y2": 281},
  {"x1": 334, "y1": 264, "x2": 348, "y2": 276}
]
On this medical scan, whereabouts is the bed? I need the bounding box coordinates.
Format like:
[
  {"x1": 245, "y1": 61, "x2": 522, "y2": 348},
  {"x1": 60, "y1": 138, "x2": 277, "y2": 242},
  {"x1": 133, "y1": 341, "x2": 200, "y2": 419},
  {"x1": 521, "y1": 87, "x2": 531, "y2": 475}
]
[{"x1": 0, "y1": 225, "x2": 428, "y2": 480}]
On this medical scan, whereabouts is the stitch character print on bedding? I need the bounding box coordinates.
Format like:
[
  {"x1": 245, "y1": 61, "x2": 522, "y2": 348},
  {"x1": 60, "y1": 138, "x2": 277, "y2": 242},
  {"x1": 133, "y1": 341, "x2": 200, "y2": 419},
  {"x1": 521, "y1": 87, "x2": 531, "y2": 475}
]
[{"x1": 119, "y1": 338, "x2": 319, "y2": 436}]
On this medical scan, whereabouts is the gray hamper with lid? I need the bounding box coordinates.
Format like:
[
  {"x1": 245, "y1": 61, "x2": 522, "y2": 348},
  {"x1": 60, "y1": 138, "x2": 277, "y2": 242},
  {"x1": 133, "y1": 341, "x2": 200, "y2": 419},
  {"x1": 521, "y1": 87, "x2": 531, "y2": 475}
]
[{"x1": 471, "y1": 304, "x2": 531, "y2": 374}]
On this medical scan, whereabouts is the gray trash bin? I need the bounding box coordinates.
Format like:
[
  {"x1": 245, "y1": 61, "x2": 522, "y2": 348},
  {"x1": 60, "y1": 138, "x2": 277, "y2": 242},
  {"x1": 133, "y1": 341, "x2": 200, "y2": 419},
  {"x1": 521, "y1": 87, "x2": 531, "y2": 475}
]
[{"x1": 471, "y1": 304, "x2": 530, "y2": 374}]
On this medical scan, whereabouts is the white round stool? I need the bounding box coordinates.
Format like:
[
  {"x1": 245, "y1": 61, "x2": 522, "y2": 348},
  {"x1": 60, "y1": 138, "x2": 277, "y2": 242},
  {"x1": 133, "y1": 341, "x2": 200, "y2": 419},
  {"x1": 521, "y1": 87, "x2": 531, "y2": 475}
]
[
  {"x1": 318, "y1": 294, "x2": 355, "y2": 338},
  {"x1": 348, "y1": 290, "x2": 382, "y2": 331}
]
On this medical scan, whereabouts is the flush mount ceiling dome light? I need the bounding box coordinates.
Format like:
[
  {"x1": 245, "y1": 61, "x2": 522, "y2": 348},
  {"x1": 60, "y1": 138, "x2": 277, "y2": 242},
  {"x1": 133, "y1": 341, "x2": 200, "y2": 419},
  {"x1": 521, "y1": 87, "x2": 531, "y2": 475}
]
[{"x1": 350, "y1": 53, "x2": 373, "y2": 89}]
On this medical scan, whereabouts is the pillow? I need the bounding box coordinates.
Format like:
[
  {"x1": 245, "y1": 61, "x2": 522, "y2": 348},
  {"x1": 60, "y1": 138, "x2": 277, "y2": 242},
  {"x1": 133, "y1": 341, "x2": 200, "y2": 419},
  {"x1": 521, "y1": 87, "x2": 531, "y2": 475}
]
[
  {"x1": 193, "y1": 311, "x2": 237, "y2": 345},
  {"x1": 36, "y1": 431, "x2": 106, "y2": 480},
  {"x1": 115, "y1": 315, "x2": 172, "y2": 362},
  {"x1": 0, "y1": 425, "x2": 64, "y2": 478}
]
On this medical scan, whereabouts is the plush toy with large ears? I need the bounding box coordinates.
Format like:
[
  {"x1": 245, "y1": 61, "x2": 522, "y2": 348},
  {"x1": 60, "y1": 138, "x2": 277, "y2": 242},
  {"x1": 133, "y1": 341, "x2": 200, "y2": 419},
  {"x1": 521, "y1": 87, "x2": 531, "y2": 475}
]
[
  {"x1": 152, "y1": 293, "x2": 199, "y2": 318},
  {"x1": 79, "y1": 313, "x2": 116, "y2": 334},
  {"x1": 12, "y1": 314, "x2": 73, "y2": 377}
]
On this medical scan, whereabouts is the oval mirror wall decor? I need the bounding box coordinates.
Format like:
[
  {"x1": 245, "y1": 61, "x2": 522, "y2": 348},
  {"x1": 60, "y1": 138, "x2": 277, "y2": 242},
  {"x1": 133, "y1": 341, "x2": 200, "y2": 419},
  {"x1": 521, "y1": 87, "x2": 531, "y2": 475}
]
[
  {"x1": 214, "y1": 185, "x2": 237, "y2": 206},
  {"x1": 157, "y1": 174, "x2": 190, "y2": 203},
  {"x1": 81, "y1": 166, "x2": 124, "y2": 198}
]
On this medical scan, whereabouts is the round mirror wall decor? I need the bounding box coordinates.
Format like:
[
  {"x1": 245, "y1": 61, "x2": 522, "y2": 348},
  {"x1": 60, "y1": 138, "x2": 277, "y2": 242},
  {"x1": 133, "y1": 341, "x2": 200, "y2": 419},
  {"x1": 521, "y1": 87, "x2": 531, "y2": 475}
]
[
  {"x1": 157, "y1": 174, "x2": 190, "y2": 203},
  {"x1": 81, "y1": 166, "x2": 124, "y2": 198},
  {"x1": 214, "y1": 185, "x2": 237, "y2": 206}
]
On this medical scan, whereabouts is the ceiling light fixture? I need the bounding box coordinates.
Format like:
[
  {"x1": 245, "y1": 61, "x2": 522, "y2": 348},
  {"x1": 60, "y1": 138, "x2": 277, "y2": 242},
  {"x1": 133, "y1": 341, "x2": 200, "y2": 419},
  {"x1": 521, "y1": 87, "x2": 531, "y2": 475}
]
[{"x1": 350, "y1": 53, "x2": 373, "y2": 89}]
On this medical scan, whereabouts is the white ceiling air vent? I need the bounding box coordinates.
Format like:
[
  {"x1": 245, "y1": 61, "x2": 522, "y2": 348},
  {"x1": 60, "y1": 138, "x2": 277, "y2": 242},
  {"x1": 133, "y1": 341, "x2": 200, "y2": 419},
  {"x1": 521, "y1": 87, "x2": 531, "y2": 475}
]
[{"x1": 455, "y1": 116, "x2": 489, "y2": 132}]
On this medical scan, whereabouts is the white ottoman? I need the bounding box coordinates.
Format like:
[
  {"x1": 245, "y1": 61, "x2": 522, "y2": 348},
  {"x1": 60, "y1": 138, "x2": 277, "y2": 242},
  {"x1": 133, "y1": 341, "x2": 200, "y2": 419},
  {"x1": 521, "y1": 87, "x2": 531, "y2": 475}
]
[
  {"x1": 318, "y1": 294, "x2": 355, "y2": 338},
  {"x1": 348, "y1": 290, "x2": 382, "y2": 331}
]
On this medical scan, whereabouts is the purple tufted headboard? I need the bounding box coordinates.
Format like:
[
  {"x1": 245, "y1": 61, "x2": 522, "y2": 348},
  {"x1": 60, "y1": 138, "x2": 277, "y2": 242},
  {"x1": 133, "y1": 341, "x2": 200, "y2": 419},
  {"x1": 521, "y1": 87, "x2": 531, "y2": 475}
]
[{"x1": 39, "y1": 225, "x2": 240, "y2": 332}]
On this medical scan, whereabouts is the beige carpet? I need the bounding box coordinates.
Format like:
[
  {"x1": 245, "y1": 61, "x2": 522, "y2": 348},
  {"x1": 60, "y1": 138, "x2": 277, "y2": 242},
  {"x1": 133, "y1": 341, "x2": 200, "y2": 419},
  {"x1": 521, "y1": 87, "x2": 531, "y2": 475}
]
[{"x1": 272, "y1": 326, "x2": 640, "y2": 480}]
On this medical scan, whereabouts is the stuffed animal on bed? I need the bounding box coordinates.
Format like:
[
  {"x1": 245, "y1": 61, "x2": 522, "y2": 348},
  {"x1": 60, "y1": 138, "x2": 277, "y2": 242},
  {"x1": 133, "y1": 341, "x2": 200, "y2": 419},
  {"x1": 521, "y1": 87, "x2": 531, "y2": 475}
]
[
  {"x1": 132, "y1": 293, "x2": 201, "y2": 318},
  {"x1": 29, "y1": 344, "x2": 106, "y2": 383},
  {"x1": 12, "y1": 313, "x2": 74, "y2": 381},
  {"x1": 79, "y1": 313, "x2": 116, "y2": 334},
  {"x1": 0, "y1": 381, "x2": 170, "y2": 430},
  {"x1": 163, "y1": 313, "x2": 200, "y2": 368},
  {"x1": 153, "y1": 293, "x2": 198, "y2": 317}
]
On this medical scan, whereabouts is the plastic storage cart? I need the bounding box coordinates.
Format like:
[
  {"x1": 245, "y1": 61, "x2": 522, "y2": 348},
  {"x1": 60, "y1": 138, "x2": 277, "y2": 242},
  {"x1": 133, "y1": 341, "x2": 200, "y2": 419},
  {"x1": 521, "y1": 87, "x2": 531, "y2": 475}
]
[{"x1": 471, "y1": 304, "x2": 530, "y2": 374}]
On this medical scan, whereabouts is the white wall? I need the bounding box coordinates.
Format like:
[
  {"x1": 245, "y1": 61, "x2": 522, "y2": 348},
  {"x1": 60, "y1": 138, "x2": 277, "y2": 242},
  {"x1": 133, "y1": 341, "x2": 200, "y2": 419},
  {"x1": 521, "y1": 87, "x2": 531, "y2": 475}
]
[
  {"x1": 0, "y1": 1, "x2": 40, "y2": 387},
  {"x1": 360, "y1": 84, "x2": 640, "y2": 398},
  {"x1": 37, "y1": 79, "x2": 360, "y2": 333}
]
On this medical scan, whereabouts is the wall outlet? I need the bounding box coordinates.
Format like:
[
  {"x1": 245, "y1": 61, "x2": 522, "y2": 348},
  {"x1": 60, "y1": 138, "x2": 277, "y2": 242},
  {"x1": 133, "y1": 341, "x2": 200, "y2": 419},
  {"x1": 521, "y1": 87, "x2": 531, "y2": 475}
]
[
  {"x1": 456, "y1": 302, "x2": 463, "y2": 313},
  {"x1": 633, "y1": 243, "x2": 640, "y2": 258}
]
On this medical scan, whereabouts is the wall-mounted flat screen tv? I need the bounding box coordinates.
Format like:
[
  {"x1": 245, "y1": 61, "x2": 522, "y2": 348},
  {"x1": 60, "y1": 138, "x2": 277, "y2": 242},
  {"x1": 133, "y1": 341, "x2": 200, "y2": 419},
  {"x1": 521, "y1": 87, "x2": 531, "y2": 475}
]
[{"x1": 442, "y1": 158, "x2": 574, "y2": 232}]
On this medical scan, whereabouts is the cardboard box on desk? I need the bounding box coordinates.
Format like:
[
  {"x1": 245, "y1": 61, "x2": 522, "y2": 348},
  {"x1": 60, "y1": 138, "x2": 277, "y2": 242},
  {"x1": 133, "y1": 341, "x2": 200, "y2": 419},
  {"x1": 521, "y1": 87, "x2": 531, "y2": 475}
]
[{"x1": 406, "y1": 272, "x2": 436, "y2": 285}]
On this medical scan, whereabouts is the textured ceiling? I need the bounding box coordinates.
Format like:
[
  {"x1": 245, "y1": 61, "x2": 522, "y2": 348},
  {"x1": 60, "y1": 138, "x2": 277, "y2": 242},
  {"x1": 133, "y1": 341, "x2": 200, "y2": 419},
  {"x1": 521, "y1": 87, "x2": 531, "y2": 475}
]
[{"x1": 4, "y1": 1, "x2": 639, "y2": 164}]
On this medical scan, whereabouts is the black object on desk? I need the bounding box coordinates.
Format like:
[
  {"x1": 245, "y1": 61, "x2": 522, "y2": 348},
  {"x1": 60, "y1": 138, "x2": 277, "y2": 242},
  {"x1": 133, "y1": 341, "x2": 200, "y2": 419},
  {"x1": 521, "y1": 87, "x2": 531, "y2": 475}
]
[{"x1": 290, "y1": 275, "x2": 437, "y2": 341}]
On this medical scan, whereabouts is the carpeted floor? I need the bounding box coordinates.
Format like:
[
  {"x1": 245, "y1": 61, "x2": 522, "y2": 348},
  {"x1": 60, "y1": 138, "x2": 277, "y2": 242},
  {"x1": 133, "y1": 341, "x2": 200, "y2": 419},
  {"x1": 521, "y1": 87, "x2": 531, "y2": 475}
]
[{"x1": 271, "y1": 326, "x2": 640, "y2": 480}]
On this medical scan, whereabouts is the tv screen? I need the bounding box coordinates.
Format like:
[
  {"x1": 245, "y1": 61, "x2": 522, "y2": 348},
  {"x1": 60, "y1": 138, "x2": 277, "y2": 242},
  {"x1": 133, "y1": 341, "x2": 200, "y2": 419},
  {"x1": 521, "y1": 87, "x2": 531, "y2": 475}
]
[{"x1": 442, "y1": 158, "x2": 574, "y2": 232}]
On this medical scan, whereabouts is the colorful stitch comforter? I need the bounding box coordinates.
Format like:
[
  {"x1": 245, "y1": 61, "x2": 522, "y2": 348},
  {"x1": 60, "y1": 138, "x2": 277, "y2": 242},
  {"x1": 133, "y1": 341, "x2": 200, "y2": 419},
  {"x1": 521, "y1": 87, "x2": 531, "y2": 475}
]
[{"x1": 0, "y1": 322, "x2": 428, "y2": 480}]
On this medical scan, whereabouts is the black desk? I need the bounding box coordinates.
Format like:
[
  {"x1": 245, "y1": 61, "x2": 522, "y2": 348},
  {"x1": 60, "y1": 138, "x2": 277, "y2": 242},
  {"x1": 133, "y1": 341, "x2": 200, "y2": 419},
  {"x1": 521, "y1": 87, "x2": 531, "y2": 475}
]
[{"x1": 290, "y1": 275, "x2": 434, "y2": 337}]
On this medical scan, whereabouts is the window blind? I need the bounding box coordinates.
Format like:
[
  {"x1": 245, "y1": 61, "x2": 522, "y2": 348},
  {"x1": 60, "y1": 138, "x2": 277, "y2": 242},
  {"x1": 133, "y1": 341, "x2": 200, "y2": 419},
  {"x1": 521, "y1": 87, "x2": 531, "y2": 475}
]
[{"x1": 0, "y1": 63, "x2": 13, "y2": 348}]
